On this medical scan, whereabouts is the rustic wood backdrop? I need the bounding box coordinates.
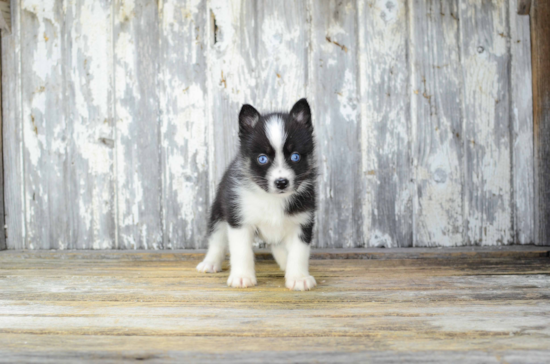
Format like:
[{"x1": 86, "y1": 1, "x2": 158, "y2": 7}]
[{"x1": 1, "y1": 0, "x2": 537, "y2": 249}]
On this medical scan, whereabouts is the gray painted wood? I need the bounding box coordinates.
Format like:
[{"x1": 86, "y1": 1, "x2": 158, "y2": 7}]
[
  {"x1": 358, "y1": 0, "x2": 413, "y2": 248},
  {"x1": 510, "y1": 0, "x2": 535, "y2": 244},
  {"x1": 114, "y1": 0, "x2": 162, "y2": 249},
  {"x1": 256, "y1": 0, "x2": 308, "y2": 111},
  {"x1": 410, "y1": 0, "x2": 464, "y2": 246},
  {"x1": 64, "y1": 0, "x2": 115, "y2": 249},
  {"x1": 159, "y1": 0, "x2": 210, "y2": 249},
  {"x1": 309, "y1": 0, "x2": 362, "y2": 248},
  {"x1": 1, "y1": 0, "x2": 23, "y2": 250},
  {"x1": 21, "y1": 0, "x2": 71, "y2": 249},
  {"x1": 460, "y1": 0, "x2": 513, "y2": 245},
  {"x1": 207, "y1": 0, "x2": 257, "y2": 194},
  {"x1": 0, "y1": 0, "x2": 542, "y2": 249}
]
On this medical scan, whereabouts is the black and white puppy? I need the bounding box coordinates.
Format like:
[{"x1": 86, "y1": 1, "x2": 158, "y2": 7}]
[{"x1": 196, "y1": 99, "x2": 317, "y2": 291}]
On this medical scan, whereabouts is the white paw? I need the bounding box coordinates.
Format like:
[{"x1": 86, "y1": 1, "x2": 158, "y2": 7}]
[
  {"x1": 286, "y1": 275, "x2": 317, "y2": 291},
  {"x1": 196, "y1": 261, "x2": 222, "y2": 273},
  {"x1": 227, "y1": 274, "x2": 257, "y2": 288}
]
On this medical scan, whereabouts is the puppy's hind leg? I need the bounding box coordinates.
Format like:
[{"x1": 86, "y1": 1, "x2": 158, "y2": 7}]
[
  {"x1": 271, "y1": 243, "x2": 288, "y2": 271},
  {"x1": 196, "y1": 222, "x2": 228, "y2": 273}
]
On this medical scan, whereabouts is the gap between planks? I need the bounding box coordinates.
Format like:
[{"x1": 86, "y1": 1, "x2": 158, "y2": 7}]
[{"x1": 0, "y1": 246, "x2": 548, "y2": 261}]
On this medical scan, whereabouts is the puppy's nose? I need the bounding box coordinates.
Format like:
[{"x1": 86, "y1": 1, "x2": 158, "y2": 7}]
[{"x1": 275, "y1": 178, "x2": 289, "y2": 190}]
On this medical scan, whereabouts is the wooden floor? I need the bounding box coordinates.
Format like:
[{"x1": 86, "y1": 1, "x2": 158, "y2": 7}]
[{"x1": 1, "y1": 247, "x2": 549, "y2": 363}]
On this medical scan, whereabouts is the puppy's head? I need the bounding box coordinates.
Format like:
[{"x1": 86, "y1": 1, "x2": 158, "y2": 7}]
[{"x1": 239, "y1": 98, "x2": 315, "y2": 195}]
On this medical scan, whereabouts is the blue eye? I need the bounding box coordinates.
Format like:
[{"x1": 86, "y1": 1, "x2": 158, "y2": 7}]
[
  {"x1": 257, "y1": 155, "x2": 269, "y2": 165},
  {"x1": 291, "y1": 152, "x2": 301, "y2": 162}
]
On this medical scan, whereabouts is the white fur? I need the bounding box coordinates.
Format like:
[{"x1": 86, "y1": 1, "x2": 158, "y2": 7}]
[
  {"x1": 238, "y1": 182, "x2": 311, "y2": 243},
  {"x1": 271, "y1": 243, "x2": 288, "y2": 271},
  {"x1": 196, "y1": 222, "x2": 227, "y2": 273},
  {"x1": 285, "y1": 233, "x2": 316, "y2": 291},
  {"x1": 265, "y1": 116, "x2": 295, "y2": 193},
  {"x1": 226, "y1": 224, "x2": 256, "y2": 288}
]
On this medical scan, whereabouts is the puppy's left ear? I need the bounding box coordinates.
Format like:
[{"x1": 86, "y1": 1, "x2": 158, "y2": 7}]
[{"x1": 290, "y1": 98, "x2": 312, "y2": 128}]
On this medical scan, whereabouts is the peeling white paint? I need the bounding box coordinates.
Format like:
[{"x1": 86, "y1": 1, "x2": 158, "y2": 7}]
[{"x1": 3, "y1": 0, "x2": 535, "y2": 250}]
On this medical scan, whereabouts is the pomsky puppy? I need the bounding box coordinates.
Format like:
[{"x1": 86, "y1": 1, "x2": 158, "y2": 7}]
[{"x1": 196, "y1": 99, "x2": 317, "y2": 291}]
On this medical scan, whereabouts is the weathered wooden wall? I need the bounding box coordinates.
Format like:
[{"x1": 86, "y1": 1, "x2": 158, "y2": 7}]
[
  {"x1": 0, "y1": 36, "x2": 5, "y2": 251},
  {"x1": 1, "y1": 0, "x2": 539, "y2": 249},
  {"x1": 531, "y1": 0, "x2": 550, "y2": 246}
]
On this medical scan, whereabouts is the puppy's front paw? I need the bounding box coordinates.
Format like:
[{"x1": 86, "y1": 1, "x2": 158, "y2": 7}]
[
  {"x1": 196, "y1": 261, "x2": 222, "y2": 273},
  {"x1": 286, "y1": 275, "x2": 317, "y2": 291},
  {"x1": 227, "y1": 274, "x2": 257, "y2": 288}
]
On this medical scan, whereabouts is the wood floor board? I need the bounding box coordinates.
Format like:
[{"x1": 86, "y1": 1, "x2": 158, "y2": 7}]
[{"x1": 0, "y1": 249, "x2": 548, "y2": 362}]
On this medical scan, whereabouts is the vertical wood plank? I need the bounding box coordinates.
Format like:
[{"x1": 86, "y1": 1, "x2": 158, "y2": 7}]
[
  {"x1": 517, "y1": 0, "x2": 532, "y2": 15},
  {"x1": 509, "y1": 0, "x2": 535, "y2": 244},
  {"x1": 159, "y1": 0, "x2": 209, "y2": 249},
  {"x1": 358, "y1": 0, "x2": 412, "y2": 247},
  {"x1": 114, "y1": 0, "x2": 162, "y2": 249},
  {"x1": 1, "y1": 0, "x2": 24, "y2": 249},
  {"x1": 0, "y1": 36, "x2": 4, "y2": 250},
  {"x1": 207, "y1": 0, "x2": 257, "y2": 194},
  {"x1": 0, "y1": 0, "x2": 11, "y2": 33},
  {"x1": 21, "y1": 0, "x2": 70, "y2": 249},
  {"x1": 64, "y1": 0, "x2": 115, "y2": 249},
  {"x1": 309, "y1": 0, "x2": 362, "y2": 248},
  {"x1": 410, "y1": 1, "x2": 463, "y2": 246},
  {"x1": 531, "y1": 0, "x2": 550, "y2": 246},
  {"x1": 460, "y1": 0, "x2": 513, "y2": 245},
  {"x1": 255, "y1": 0, "x2": 308, "y2": 111}
]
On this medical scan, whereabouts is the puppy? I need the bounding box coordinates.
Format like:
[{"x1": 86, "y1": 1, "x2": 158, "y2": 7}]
[{"x1": 196, "y1": 99, "x2": 317, "y2": 291}]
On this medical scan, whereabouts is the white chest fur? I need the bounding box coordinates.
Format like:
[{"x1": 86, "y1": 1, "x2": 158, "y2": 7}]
[{"x1": 237, "y1": 186, "x2": 312, "y2": 244}]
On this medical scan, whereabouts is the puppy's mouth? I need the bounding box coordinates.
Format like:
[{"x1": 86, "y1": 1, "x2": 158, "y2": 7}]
[{"x1": 271, "y1": 186, "x2": 294, "y2": 195}]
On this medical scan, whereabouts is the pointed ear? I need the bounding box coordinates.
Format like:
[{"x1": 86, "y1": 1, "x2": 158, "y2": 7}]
[
  {"x1": 290, "y1": 98, "x2": 312, "y2": 128},
  {"x1": 239, "y1": 104, "x2": 260, "y2": 138}
]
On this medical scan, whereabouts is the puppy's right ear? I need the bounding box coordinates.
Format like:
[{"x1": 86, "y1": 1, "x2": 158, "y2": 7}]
[{"x1": 239, "y1": 104, "x2": 260, "y2": 138}]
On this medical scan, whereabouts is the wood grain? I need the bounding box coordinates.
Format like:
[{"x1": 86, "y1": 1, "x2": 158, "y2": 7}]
[
  {"x1": 21, "y1": 0, "x2": 70, "y2": 249},
  {"x1": 531, "y1": 0, "x2": 550, "y2": 246},
  {"x1": 256, "y1": 0, "x2": 308, "y2": 111},
  {"x1": 114, "y1": 0, "x2": 162, "y2": 249},
  {"x1": 159, "y1": 0, "x2": 210, "y2": 249},
  {"x1": 0, "y1": 250, "x2": 549, "y2": 362},
  {"x1": 64, "y1": 0, "x2": 115, "y2": 249},
  {"x1": 358, "y1": 0, "x2": 412, "y2": 247},
  {"x1": 410, "y1": 1, "x2": 463, "y2": 246},
  {"x1": 517, "y1": 0, "x2": 532, "y2": 15},
  {"x1": 510, "y1": 0, "x2": 535, "y2": 244},
  {"x1": 309, "y1": 0, "x2": 362, "y2": 248},
  {"x1": 0, "y1": 0, "x2": 10, "y2": 33},
  {"x1": 1, "y1": 246, "x2": 548, "y2": 261},
  {"x1": 1, "y1": 0, "x2": 24, "y2": 250},
  {"x1": 460, "y1": 0, "x2": 513, "y2": 246},
  {"x1": 0, "y1": 0, "x2": 542, "y2": 249},
  {"x1": 207, "y1": 0, "x2": 257, "y2": 191},
  {"x1": 0, "y1": 36, "x2": 4, "y2": 251}
]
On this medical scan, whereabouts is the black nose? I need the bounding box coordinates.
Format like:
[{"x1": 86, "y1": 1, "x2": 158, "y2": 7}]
[{"x1": 275, "y1": 178, "x2": 289, "y2": 190}]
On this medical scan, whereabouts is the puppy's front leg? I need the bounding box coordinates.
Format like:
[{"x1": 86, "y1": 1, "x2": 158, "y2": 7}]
[
  {"x1": 227, "y1": 225, "x2": 257, "y2": 288},
  {"x1": 285, "y1": 231, "x2": 316, "y2": 291}
]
